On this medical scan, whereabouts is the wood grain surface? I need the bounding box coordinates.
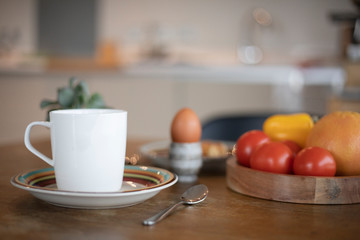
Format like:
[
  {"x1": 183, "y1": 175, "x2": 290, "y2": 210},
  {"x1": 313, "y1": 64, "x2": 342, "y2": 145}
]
[{"x1": 1, "y1": 139, "x2": 360, "y2": 239}]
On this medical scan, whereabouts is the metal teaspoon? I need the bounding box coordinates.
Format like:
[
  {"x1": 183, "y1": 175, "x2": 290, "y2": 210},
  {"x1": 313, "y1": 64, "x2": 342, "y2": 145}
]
[{"x1": 143, "y1": 184, "x2": 209, "y2": 226}]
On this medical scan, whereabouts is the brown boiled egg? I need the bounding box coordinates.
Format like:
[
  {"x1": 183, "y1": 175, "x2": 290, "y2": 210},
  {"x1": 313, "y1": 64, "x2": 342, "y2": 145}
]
[{"x1": 171, "y1": 108, "x2": 202, "y2": 143}]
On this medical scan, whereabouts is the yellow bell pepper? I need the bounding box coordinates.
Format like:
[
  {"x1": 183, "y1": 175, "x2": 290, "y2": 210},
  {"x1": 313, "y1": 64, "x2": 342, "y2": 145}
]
[{"x1": 262, "y1": 113, "x2": 314, "y2": 147}]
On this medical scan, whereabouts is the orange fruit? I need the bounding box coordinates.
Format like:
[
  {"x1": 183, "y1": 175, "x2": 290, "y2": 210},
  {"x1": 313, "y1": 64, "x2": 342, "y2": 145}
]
[{"x1": 306, "y1": 111, "x2": 360, "y2": 176}]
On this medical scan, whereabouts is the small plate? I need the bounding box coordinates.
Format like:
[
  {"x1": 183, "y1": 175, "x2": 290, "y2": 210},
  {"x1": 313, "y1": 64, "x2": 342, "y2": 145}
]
[
  {"x1": 140, "y1": 140, "x2": 234, "y2": 169},
  {"x1": 11, "y1": 166, "x2": 178, "y2": 209}
]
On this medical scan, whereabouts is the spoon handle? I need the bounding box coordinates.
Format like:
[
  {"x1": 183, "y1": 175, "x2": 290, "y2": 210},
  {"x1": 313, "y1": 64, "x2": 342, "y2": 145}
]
[{"x1": 143, "y1": 201, "x2": 184, "y2": 226}]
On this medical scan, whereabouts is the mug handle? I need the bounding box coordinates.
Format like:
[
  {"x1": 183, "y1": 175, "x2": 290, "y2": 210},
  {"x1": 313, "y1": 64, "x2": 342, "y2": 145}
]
[{"x1": 24, "y1": 121, "x2": 54, "y2": 166}]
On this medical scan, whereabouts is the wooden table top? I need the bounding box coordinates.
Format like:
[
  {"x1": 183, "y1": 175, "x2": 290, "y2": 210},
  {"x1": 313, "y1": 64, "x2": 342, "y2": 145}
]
[{"x1": 1, "y1": 139, "x2": 360, "y2": 240}]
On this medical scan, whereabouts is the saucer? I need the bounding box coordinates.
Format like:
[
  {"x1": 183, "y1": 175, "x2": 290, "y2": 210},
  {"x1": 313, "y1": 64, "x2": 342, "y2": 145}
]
[
  {"x1": 140, "y1": 140, "x2": 234, "y2": 169},
  {"x1": 11, "y1": 166, "x2": 178, "y2": 209}
]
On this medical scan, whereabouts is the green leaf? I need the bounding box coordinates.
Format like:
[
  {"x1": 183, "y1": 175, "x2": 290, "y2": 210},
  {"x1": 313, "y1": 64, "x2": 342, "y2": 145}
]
[
  {"x1": 40, "y1": 77, "x2": 107, "y2": 120},
  {"x1": 72, "y1": 101, "x2": 81, "y2": 109},
  {"x1": 69, "y1": 77, "x2": 77, "y2": 88},
  {"x1": 40, "y1": 99, "x2": 58, "y2": 109},
  {"x1": 76, "y1": 94, "x2": 87, "y2": 107},
  {"x1": 58, "y1": 87, "x2": 75, "y2": 107},
  {"x1": 75, "y1": 80, "x2": 90, "y2": 97},
  {"x1": 87, "y1": 93, "x2": 106, "y2": 108}
]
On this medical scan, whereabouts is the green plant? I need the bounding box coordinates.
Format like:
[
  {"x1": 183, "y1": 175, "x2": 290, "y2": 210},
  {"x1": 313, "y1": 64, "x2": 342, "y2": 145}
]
[{"x1": 40, "y1": 77, "x2": 107, "y2": 119}]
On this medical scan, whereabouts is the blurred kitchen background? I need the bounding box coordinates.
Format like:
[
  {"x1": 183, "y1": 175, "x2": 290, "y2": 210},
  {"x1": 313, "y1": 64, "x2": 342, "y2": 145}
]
[{"x1": 0, "y1": 0, "x2": 359, "y2": 145}]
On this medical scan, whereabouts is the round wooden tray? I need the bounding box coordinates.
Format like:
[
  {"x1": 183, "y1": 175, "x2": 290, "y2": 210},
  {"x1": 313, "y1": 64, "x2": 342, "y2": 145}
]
[{"x1": 226, "y1": 157, "x2": 360, "y2": 204}]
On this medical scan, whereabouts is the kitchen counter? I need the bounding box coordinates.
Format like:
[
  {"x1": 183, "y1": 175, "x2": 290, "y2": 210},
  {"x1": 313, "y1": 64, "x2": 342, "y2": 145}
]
[{"x1": 0, "y1": 64, "x2": 345, "y2": 87}]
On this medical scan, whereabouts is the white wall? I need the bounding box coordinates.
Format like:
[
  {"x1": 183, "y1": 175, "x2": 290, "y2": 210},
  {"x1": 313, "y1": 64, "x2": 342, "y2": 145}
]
[
  {"x1": 0, "y1": 0, "x2": 37, "y2": 54},
  {"x1": 0, "y1": 0, "x2": 355, "y2": 145},
  {"x1": 0, "y1": 0, "x2": 355, "y2": 64},
  {"x1": 98, "y1": 0, "x2": 354, "y2": 65}
]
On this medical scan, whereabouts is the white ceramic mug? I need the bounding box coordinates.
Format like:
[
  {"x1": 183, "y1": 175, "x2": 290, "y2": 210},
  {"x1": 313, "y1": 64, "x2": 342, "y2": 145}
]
[{"x1": 24, "y1": 109, "x2": 127, "y2": 192}]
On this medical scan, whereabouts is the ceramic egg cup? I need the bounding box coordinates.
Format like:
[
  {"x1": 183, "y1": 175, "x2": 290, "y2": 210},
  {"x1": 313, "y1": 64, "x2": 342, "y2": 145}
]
[{"x1": 169, "y1": 142, "x2": 203, "y2": 182}]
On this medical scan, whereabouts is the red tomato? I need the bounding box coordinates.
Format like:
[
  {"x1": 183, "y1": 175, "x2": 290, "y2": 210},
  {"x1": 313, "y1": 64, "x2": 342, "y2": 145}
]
[
  {"x1": 235, "y1": 130, "x2": 270, "y2": 167},
  {"x1": 282, "y1": 140, "x2": 302, "y2": 156},
  {"x1": 250, "y1": 142, "x2": 294, "y2": 174},
  {"x1": 293, "y1": 147, "x2": 336, "y2": 176}
]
